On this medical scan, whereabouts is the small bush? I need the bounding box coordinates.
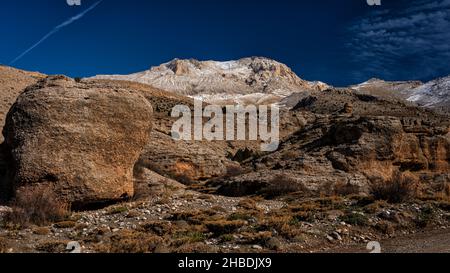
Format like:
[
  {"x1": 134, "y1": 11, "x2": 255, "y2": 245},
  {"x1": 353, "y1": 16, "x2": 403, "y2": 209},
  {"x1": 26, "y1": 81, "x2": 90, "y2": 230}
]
[
  {"x1": 228, "y1": 212, "x2": 254, "y2": 221},
  {"x1": 107, "y1": 206, "x2": 129, "y2": 215},
  {"x1": 369, "y1": 171, "x2": 417, "y2": 203},
  {"x1": 36, "y1": 240, "x2": 69, "y2": 253},
  {"x1": 260, "y1": 175, "x2": 308, "y2": 199},
  {"x1": 0, "y1": 237, "x2": 8, "y2": 253},
  {"x1": 33, "y1": 227, "x2": 51, "y2": 235},
  {"x1": 339, "y1": 212, "x2": 368, "y2": 226},
  {"x1": 4, "y1": 186, "x2": 70, "y2": 227},
  {"x1": 237, "y1": 198, "x2": 258, "y2": 210},
  {"x1": 334, "y1": 181, "x2": 360, "y2": 196},
  {"x1": 241, "y1": 231, "x2": 272, "y2": 245},
  {"x1": 415, "y1": 206, "x2": 435, "y2": 228},
  {"x1": 97, "y1": 230, "x2": 164, "y2": 253},
  {"x1": 74, "y1": 77, "x2": 82, "y2": 83},
  {"x1": 53, "y1": 221, "x2": 76, "y2": 229},
  {"x1": 173, "y1": 231, "x2": 207, "y2": 244},
  {"x1": 140, "y1": 221, "x2": 172, "y2": 236},
  {"x1": 291, "y1": 211, "x2": 315, "y2": 224},
  {"x1": 205, "y1": 220, "x2": 246, "y2": 235}
]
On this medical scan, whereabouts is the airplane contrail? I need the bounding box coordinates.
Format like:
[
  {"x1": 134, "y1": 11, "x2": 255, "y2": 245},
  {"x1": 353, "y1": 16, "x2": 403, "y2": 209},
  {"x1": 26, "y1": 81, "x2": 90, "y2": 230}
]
[{"x1": 10, "y1": 0, "x2": 103, "y2": 65}]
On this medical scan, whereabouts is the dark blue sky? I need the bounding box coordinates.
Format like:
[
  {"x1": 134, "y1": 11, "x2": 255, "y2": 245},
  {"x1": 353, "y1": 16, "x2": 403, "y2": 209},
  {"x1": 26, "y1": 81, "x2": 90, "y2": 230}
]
[{"x1": 1, "y1": 0, "x2": 449, "y2": 86}]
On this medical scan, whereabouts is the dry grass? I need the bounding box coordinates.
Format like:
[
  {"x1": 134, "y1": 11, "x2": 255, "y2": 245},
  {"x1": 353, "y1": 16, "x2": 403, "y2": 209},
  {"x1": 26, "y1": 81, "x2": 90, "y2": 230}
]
[
  {"x1": 4, "y1": 186, "x2": 70, "y2": 227},
  {"x1": 140, "y1": 221, "x2": 173, "y2": 236},
  {"x1": 0, "y1": 237, "x2": 9, "y2": 253},
  {"x1": 334, "y1": 181, "x2": 361, "y2": 196},
  {"x1": 339, "y1": 212, "x2": 369, "y2": 226},
  {"x1": 237, "y1": 198, "x2": 259, "y2": 210},
  {"x1": 36, "y1": 240, "x2": 69, "y2": 253},
  {"x1": 260, "y1": 175, "x2": 308, "y2": 199},
  {"x1": 205, "y1": 220, "x2": 246, "y2": 235},
  {"x1": 53, "y1": 221, "x2": 76, "y2": 229},
  {"x1": 33, "y1": 227, "x2": 51, "y2": 235},
  {"x1": 94, "y1": 230, "x2": 164, "y2": 253},
  {"x1": 370, "y1": 171, "x2": 418, "y2": 203}
]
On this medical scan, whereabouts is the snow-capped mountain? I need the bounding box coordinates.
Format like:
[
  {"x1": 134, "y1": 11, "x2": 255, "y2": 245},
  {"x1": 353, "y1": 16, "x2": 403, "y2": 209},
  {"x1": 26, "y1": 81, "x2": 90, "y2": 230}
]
[
  {"x1": 407, "y1": 76, "x2": 450, "y2": 110},
  {"x1": 351, "y1": 78, "x2": 423, "y2": 100},
  {"x1": 351, "y1": 77, "x2": 450, "y2": 112},
  {"x1": 91, "y1": 57, "x2": 330, "y2": 104}
]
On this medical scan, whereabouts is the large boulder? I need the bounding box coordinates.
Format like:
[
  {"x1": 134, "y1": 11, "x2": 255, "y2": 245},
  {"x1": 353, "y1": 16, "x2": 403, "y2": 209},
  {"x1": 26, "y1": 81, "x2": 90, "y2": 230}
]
[
  {"x1": 2, "y1": 76, "x2": 153, "y2": 207},
  {"x1": 0, "y1": 66, "x2": 45, "y2": 143}
]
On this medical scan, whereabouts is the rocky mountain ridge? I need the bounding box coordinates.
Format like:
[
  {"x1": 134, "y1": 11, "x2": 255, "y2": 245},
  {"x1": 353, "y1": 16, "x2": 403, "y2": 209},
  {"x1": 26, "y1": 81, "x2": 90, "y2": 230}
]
[{"x1": 92, "y1": 57, "x2": 330, "y2": 105}]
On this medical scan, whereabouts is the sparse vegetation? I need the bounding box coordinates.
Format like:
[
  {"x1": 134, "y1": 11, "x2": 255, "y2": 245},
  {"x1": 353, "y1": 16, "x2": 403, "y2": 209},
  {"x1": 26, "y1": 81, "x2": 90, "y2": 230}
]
[
  {"x1": 339, "y1": 212, "x2": 369, "y2": 226},
  {"x1": 94, "y1": 230, "x2": 164, "y2": 253},
  {"x1": 415, "y1": 206, "x2": 435, "y2": 228},
  {"x1": 3, "y1": 186, "x2": 70, "y2": 227},
  {"x1": 54, "y1": 221, "x2": 76, "y2": 229},
  {"x1": 36, "y1": 240, "x2": 69, "y2": 253},
  {"x1": 107, "y1": 206, "x2": 129, "y2": 215},
  {"x1": 334, "y1": 181, "x2": 360, "y2": 196},
  {"x1": 260, "y1": 175, "x2": 308, "y2": 199},
  {"x1": 0, "y1": 237, "x2": 8, "y2": 253},
  {"x1": 370, "y1": 171, "x2": 418, "y2": 203},
  {"x1": 140, "y1": 221, "x2": 172, "y2": 236},
  {"x1": 205, "y1": 220, "x2": 246, "y2": 235}
]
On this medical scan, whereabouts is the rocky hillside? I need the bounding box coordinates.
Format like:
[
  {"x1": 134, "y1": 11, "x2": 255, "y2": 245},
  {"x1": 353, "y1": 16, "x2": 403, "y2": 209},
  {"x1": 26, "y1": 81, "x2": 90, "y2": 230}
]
[
  {"x1": 351, "y1": 77, "x2": 450, "y2": 112},
  {"x1": 351, "y1": 78, "x2": 422, "y2": 101},
  {"x1": 407, "y1": 76, "x2": 450, "y2": 111},
  {"x1": 208, "y1": 88, "x2": 450, "y2": 199},
  {"x1": 0, "y1": 66, "x2": 449, "y2": 253},
  {"x1": 91, "y1": 57, "x2": 330, "y2": 105}
]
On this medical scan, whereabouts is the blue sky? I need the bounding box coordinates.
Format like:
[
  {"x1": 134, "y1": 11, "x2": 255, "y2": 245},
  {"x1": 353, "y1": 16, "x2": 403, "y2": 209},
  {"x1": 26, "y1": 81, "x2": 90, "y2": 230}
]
[{"x1": 0, "y1": 0, "x2": 449, "y2": 86}]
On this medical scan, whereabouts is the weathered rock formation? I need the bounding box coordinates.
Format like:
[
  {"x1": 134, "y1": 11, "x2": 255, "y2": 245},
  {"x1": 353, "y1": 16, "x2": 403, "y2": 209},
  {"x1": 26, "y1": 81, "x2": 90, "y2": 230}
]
[
  {"x1": 2, "y1": 76, "x2": 153, "y2": 206},
  {"x1": 212, "y1": 89, "x2": 450, "y2": 197}
]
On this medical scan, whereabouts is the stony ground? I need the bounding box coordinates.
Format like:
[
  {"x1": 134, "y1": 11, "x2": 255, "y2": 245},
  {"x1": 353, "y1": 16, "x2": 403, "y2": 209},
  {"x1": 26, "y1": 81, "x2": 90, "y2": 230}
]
[{"x1": 1, "y1": 186, "x2": 449, "y2": 253}]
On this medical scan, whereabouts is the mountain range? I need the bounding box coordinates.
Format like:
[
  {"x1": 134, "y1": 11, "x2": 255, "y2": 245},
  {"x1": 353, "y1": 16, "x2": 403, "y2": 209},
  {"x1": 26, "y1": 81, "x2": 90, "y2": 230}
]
[
  {"x1": 92, "y1": 58, "x2": 450, "y2": 112},
  {"x1": 0, "y1": 59, "x2": 449, "y2": 253}
]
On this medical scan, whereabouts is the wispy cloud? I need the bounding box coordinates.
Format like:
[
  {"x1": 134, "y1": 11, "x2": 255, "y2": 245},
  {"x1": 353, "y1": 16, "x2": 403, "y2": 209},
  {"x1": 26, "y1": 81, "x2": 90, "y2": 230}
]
[
  {"x1": 10, "y1": 1, "x2": 103, "y2": 65},
  {"x1": 347, "y1": 0, "x2": 450, "y2": 83}
]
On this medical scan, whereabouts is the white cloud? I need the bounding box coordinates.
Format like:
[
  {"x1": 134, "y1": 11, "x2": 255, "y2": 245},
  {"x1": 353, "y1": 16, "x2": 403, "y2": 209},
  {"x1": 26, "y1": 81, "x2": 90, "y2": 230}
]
[
  {"x1": 347, "y1": 0, "x2": 450, "y2": 82},
  {"x1": 10, "y1": 1, "x2": 103, "y2": 65}
]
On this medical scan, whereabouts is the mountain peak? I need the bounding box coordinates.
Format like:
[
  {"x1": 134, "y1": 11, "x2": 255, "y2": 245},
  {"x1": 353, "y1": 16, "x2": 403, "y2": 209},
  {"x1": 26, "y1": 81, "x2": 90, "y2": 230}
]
[{"x1": 91, "y1": 57, "x2": 330, "y2": 102}]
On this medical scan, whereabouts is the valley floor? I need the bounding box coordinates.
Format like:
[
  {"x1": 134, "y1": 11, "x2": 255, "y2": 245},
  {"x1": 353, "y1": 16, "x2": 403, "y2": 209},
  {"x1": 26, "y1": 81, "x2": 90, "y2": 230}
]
[{"x1": 1, "y1": 187, "x2": 449, "y2": 253}]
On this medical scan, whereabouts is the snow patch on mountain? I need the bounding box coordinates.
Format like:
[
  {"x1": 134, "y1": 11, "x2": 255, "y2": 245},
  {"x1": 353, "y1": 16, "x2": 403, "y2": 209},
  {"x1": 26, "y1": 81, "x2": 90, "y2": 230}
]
[
  {"x1": 407, "y1": 76, "x2": 450, "y2": 108},
  {"x1": 91, "y1": 57, "x2": 330, "y2": 104}
]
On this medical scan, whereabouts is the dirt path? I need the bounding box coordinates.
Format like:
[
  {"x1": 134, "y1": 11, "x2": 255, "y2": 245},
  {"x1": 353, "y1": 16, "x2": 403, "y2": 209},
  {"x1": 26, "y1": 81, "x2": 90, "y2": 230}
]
[
  {"x1": 379, "y1": 229, "x2": 450, "y2": 253},
  {"x1": 329, "y1": 229, "x2": 450, "y2": 253}
]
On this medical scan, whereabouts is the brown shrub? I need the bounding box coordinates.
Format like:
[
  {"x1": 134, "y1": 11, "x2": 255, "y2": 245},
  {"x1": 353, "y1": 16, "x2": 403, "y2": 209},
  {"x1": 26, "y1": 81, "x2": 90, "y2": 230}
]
[
  {"x1": 260, "y1": 175, "x2": 308, "y2": 199},
  {"x1": 36, "y1": 240, "x2": 69, "y2": 253},
  {"x1": 334, "y1": 181, "x2": 361, "y2": 196},
  {"x1": 174, "y1": 242, "x2": 218, "y2": 253},
  {"x1": 4, "y1": 186, "x2": 70, "y2": 227},
  {"x1": 33, "y1": 227, "x2": 51, "y2": 235},
  {"x1": 0, "y1": 237, "x2": 9, "y2": 253},
  {"x1": 369, "y1": 171, "x2": 418, "y2": 203},
  {"x1": 96, "y1": 230, "x2": 164, "y2": 253},
  {"x1": 240, "y1": 231, "x2": 272, "y2": 245},
  {"x1": 205, "y1": 220, "x2": 246, "y2": 235},
  {"x1": 53, "y1": 221, "x2": 76, "y2": 229},
  {"x1": 238, "y1": 198, "x2": 258, "y2": 210},
  {"x1": 140, "y1": 221, "x2": 173, "y2": 236}
]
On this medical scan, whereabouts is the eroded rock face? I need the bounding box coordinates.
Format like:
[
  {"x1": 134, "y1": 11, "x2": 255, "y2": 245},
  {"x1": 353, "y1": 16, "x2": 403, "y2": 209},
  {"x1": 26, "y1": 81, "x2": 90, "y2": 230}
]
[
  {"x1": 213, "y1": 107, "x2": 450, "y2": 197},
  {"x1": 2, "y1": 76, "x2": 153, "y2": 206}
]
